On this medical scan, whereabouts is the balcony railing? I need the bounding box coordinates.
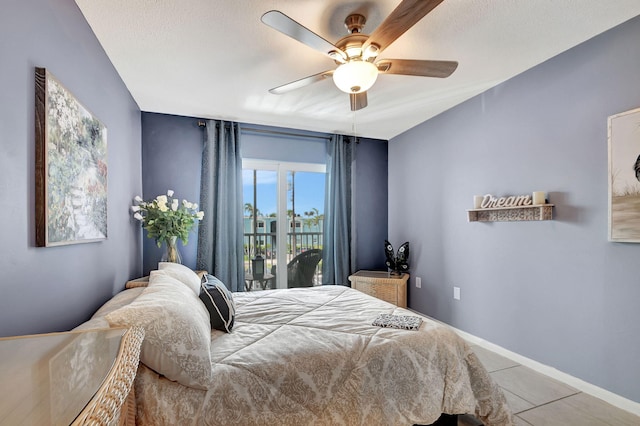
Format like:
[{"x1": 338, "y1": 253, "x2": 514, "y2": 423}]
[{"x1": 243, "y1": 231, "x2": 323, "y2": 289}]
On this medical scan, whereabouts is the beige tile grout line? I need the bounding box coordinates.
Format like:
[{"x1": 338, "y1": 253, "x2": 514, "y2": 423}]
[{"x1": 514, "y1": 392, "x2": 582, "y2": 415}]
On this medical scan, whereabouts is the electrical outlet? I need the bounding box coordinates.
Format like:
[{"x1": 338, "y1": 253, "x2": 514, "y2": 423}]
[
  {"x1": 415, "y1": 277, "x2": 421, "y2": 288},
  {"x1": 453, "y1": 286, "x2": 461, "y2": 300}
]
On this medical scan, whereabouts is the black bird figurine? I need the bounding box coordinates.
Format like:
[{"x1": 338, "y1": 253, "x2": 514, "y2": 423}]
[{"x1": 384, "y1": 240, "x2": 409, "y2": 275}]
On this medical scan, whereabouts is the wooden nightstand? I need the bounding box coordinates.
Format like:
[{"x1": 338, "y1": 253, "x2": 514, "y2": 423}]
[{"x1": 348, "y1": 270, "x2": 409, "y2": 307}]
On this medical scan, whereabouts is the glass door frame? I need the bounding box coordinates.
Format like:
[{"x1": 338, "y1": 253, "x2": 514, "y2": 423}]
[{"x1": 242, "y1": 159, "x2": 326, "y2": 289}]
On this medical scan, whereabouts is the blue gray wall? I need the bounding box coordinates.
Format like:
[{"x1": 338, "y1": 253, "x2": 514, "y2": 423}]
[
  {"x1": 141, "y1": 113, "x2": 203, "y2": 274},
  {"x1": 389, "y1": 15, "x2": 640, "y2": 402},
  {"x1": 141, "y1": 113, "x2": 388, "y2": 276},
  {"x1": 0, "y1": 0, "x2": 142, "y2": 337},
  {"x1": 354, "y1": 139, "x2": 389, "y2": 271}
]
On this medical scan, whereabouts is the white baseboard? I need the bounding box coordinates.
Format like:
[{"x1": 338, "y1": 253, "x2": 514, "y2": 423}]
[{"x1": 443, "y1": 320, "x2": 640, "y2": 417}]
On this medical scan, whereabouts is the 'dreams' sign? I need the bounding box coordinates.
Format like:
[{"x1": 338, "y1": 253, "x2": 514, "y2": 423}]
[{"x1": 480, "y1": 194, "x2": 533, "y2": 208}]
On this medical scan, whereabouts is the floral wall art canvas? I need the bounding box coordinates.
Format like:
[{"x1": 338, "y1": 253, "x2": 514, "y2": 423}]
[
  {"x1": 608, "y1": 106, "x2": 640, "y2": 242},
  {"x1": 35, "y1": 68, "x2": 107, "y2": 246}
]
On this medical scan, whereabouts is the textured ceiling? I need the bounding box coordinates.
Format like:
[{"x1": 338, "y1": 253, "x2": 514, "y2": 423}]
[{"x1": 75, "y1": 0, "x2": 640, "y2": 140}]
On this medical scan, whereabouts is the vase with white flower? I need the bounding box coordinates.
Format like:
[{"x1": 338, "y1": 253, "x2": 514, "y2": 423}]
[{"x1": 130, "y1": 190, "x2": 204, "y2": 263}]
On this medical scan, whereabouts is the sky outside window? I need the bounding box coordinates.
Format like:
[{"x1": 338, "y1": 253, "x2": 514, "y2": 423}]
[{"x1": 242, "y1": 169, "x2": 325, "y2": 217}]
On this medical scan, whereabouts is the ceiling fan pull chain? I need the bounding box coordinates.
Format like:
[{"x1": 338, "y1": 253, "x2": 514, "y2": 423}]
[{"x1": 352, "y1": 110, "x2": 358, "y2": 143}]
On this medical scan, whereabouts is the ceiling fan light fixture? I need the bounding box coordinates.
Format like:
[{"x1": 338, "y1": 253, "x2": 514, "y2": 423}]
[
  {"x1": 362, "y1": 43, "x2": 380, "y2": 61},
  {"x1": 328, "y1": 50, "x2": 346, "y2": 63},
  {"x1": 345, "y1": 45, "x2": 362, "y2": 58},
  {"x1": 333, "y1": 60, "x2": 378, "y2": 94}
]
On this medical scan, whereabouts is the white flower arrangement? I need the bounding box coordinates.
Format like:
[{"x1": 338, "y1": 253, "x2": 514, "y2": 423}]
[{"x1": 131, "y1": 190, "x2": 204, "y2": 247}]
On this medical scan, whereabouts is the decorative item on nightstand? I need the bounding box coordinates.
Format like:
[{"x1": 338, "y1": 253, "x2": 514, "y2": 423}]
[
  {"x1": 384, "y1": 240, "x2": 409, "y2": 275},
  {"x1": 130, "y1": 190, "x2": 204, "y2": 263}
]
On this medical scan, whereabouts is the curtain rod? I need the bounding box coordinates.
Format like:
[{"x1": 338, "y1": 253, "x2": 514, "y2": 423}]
[
  {"x1": 197, "y1": 120, "x2": 359, "y2": 142},
  {"x1": 197, "y1": 120, "x2": 330, "y2": 141},
  {"x1": 242, "y1": 127, "x2": 330, "y2": 141}
]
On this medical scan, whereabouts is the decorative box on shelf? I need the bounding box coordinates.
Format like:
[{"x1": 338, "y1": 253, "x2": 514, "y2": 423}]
[
  {"x1": 467, "y1": 204, "x2": 554, "y2": 222},
  {"x1": 348, "y1": 270, "x2": 408, "y2": 308}
]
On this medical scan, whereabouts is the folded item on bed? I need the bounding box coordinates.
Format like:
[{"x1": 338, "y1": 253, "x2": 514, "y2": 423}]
[{"x1": 372, "y1": 313, "x2": 423, "y2": 330}]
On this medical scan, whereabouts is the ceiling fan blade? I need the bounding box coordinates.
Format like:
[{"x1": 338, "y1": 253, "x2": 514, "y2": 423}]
[
  {"x1": 262, "y1": 11, "x2": 341, "y2": 59},
  {"x1": 376, "y1": 59, "x2": 458, "y2": 78},
  {"x1": 350, "y1": 92, "x2": 368, "y2": 111},
  {"x1": 363, "y1": 0, "x2": 445, "y2": 55},
  {"x1": 269, "y1": 70, "x2": 334, "y2": 95}
]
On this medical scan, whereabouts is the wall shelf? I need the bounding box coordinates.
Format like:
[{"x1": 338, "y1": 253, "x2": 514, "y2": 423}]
[{"x1": 467, "y1": 204, "x2": 554, "y2": 222}]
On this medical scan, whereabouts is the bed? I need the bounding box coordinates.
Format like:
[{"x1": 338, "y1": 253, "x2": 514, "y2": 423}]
[{"x1": 76, "y1": 265, "x2": 513, "y2": 426}]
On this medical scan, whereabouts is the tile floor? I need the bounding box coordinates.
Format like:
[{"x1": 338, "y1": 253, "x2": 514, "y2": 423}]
[{"x1": 459, "y1": 345, "x2": 640, "y2": 426}]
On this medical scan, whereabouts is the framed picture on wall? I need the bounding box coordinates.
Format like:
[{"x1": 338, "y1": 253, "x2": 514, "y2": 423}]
[
  {"x1": 35, "y1": 67, "x2": 108, "y2": 247},
  {"x1": 608, "y1": 106, "x2": 640, "y2": 242}
]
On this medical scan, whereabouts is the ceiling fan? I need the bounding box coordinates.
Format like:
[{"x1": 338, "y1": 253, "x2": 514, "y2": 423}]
[{"x1": 261, "y1": 0, "x2": 458, "y2": 111}]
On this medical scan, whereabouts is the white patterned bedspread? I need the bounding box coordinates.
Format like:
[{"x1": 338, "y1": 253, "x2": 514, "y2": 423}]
[{"x1": 135, "y1": 285, "x2": 513, "y2": 425}]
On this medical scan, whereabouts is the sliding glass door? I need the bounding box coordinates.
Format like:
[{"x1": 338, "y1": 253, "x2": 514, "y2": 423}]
[{"x1": 243, "y1": 160, "x2": 325, "y2": 290}]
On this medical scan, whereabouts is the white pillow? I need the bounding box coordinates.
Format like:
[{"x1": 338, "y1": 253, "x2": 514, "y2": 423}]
[
  {"x1": 106, "y1": 272, "x2": 212, "y2": 389},
  {"x1": 157, "y1": 262, "x2": 201, "y2": 296}
]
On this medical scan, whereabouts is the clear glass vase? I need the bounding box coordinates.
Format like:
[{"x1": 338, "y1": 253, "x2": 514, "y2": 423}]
[{"x1": 161, "y1": 236, "x2": 182, "y2": 264}]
